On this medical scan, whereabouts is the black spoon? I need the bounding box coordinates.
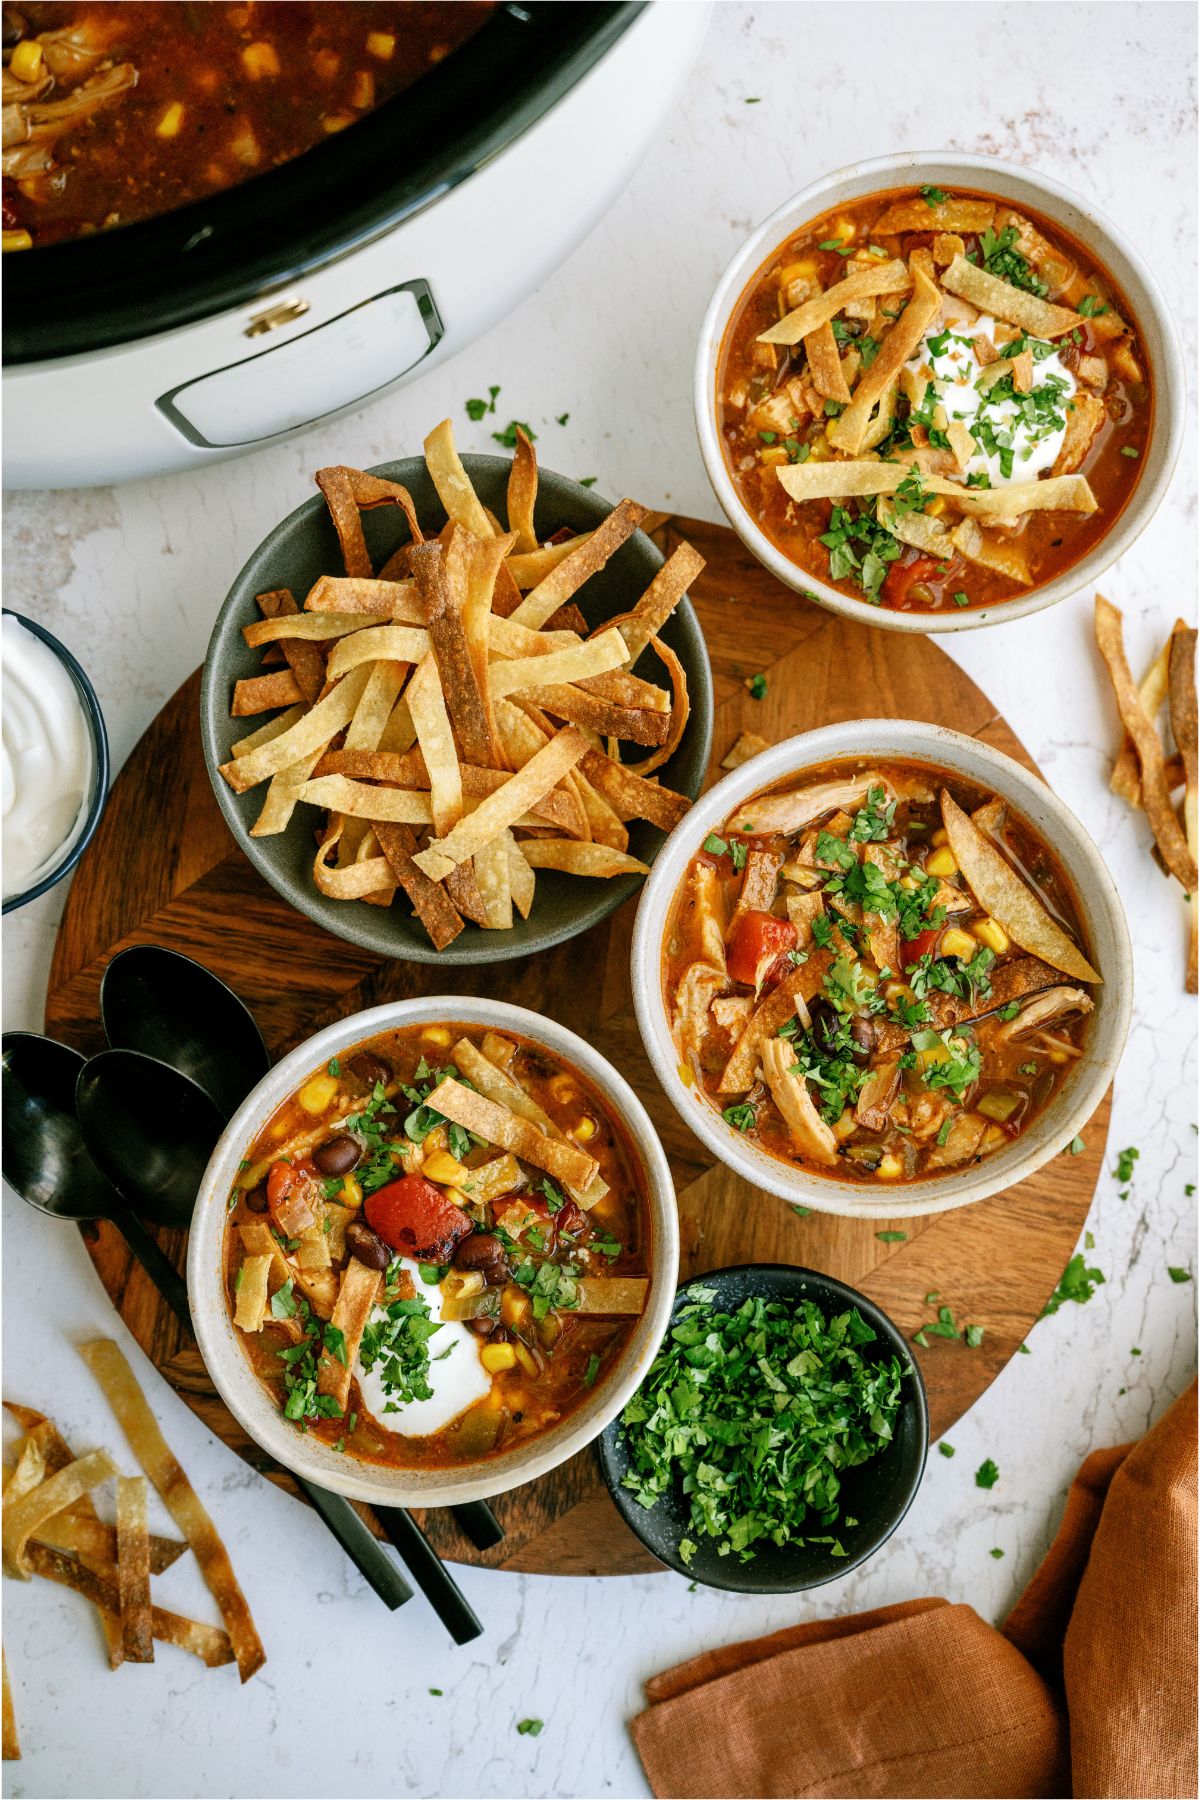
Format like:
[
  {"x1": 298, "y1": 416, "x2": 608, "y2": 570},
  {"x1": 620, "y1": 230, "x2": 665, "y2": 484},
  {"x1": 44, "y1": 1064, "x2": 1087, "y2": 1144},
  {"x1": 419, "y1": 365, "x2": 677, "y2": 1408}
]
[
  {"x1": 95, "y1": 949, "x2": 503, "y2": 1560},
  {"x1": 75, "y1": 1047, "x2": 482, "y2": 1642},
  {"x1": 100, "y1": 945, "x2": 269, "y2": 1122},
  {"x1": 2, "y1": 1034, "x2": 411, "y2": 1615}
]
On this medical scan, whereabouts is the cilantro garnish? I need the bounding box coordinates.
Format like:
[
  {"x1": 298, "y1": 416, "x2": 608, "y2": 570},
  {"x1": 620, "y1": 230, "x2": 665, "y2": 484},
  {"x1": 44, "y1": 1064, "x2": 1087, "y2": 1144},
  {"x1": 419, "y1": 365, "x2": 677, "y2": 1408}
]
[
  {"x1": 722, "y1": 1103, "x2": 756, "y2": 1133},
  {"x1": 359, "y1": 1293, "x2": 446, "y2": 1410},
  {"x1": 1113, "y1": 1146, "x2": 1139, "y2": 1183},
  {"x1": 920, "y1": 184, "x2": 948, "y2": 207},
  {"x1": 1042, "y1": 1252, "x2": 1105, "y2": 1315},
  {"x1": 979, "y1": 225, "x2": 1048, "y2": 297},
  {"x1": 465, "y1": 384, "x2": 500, "y2": 421},
  {"x1": 747, "y1": 673, "x2": 768, "y2": 700},
  {"x1": 1168, "y1": 1267, "x2": 1193, "y2": 1284},
  {"x1": 491, "y1": 419, "x2": 536, "y2": 449},
  {"x1": 975, "y1": 1458, "x2": 1000, "y2": 1489},
  {"x1": 938, "y1": 1442, "x2": 955, "y2": 1458},
  {"x1": 516, "y1": 1719, "x2": 544, "y2": 1738},
  {"x1": 619, "y1": 1288, "x2": 909, "y2": 1563}
]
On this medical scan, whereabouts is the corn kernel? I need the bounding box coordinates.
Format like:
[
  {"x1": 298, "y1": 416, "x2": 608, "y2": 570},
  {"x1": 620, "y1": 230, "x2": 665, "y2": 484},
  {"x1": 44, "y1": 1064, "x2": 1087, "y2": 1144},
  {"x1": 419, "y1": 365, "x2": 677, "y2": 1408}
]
[
  {"x1": 931, "y1": 827, "x2": 949, "y2": 846},
  {"x1": 926, "y1": 496, "x2": 947, "y2": 518},
  {"x1": 501, "y1": 1287, "x2": 532, "y2": 1330},
  {"x1": 422, "y1": 1149, "x2": 468, "y2": 1186},
  {"x1": 973, "y1": 917, "x2": 1009, "y2": 955},
  {"x1": 481, "y1": 1342, "x2": 517, "y2": 1374},
  {"x1": 832, "y1": 216, "x2": 857, "y2": 243},
  {"x1": 421, "y1": 1123, "x2": 447, "y2": 1155},
  {"x1": 941, "y1": 927, "x2": 979, "y2": 963},
  {"x1": 806, "y1": 434, "x2": 832, "y2": 462},
  {"x1": 898, "y1": 874, "x2": 919, "y2": 892},
  {"x1": 238, "y1": 1157, "x2": 272, "y2": 1190},
  {"x1": 514, "y1": 1341, "x2": 540, "y2": 1378},
  {"x1": 1047, "y1": 1049, "x2": 1069, "y2": 1065},
  {"x1": 983, "y1": 1125, "x2": 1008, "y2": 1150},
  {"x1": 2, "y1": 229, "x2": 33, "y2": 252},
  {"x1": 241, "y1": 40, "x2": 280, "y2": 78},
  {"x1": 875, "y1": 1154, "x2": 904, "y2": 1180},
  {"x1": 444, "y1": 1188, "x2": 470, "y2": 1210},
  {"x1": 11, "y1": 40, "x2": 44, "y2": 82},
  {"x1": 572, "y1": 1117, "x2": 596, "y2": 1142},
  {"x1": 155, "y1": 102, "x2": 185, "y2": 139},
  {"x1": 833, "y1": 1109, "x2": 857, "y2": 1141},
  {"x1": 366, "y1": 29, "x2": 396, "y2": 57},
  {"x1": 759, "y1": 445, "x2": 788, "y2": 467},
  {"x1": 926, "y1": 847, "x2": 958, "y2": 878},
  {"x1": 421, "y1": 1024, "x2": 452, "y2": 1047},
  {"x1": 322, "y1": 113, "x2": 353, "y2": 133},
  {"x1": 884, "y1": 980, "x2": 916, "y2": 1004},
  {"x1": 779, "y1": 256, "x2": 820, "y2": 286},
  {"x1": 350, "y1": 68, "x2": 374, "y2": 108},
  {"x1": 298, "y1": 1073, "x2": 339, "y2": 1114},
  {"x1": 339, "y1": 1174, "x2": 363, "y2": 1208}
]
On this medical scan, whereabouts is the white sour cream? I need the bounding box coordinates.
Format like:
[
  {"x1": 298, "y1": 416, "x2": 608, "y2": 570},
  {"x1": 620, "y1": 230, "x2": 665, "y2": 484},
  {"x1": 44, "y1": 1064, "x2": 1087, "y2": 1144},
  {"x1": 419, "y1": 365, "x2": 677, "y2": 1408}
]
[
  {"x1": 353, "y1": 1256, "x2": 491, "y2": 1437},
  {"x1": 2, "y1": 615, "x2": 94, "y2": 900},
  {"x1": 902, "y1": 314, "x2": 1076, "y2": 488}
]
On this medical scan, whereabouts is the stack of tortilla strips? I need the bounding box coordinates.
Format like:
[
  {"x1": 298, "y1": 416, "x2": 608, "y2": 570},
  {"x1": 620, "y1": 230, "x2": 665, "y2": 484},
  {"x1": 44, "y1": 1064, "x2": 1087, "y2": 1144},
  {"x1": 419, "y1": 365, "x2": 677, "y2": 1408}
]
[
  {"x1": 1095, "y1": 598, "x2": 1197, "y2": 989},
  {"x1": 760, "y1": 195, "x2": 1129, "y2": 587},
  {"x1": 218, "y1": 420, "x2": 705, "y2": 950},
  {"x1": 2, "y1": 1341, "x2": 265, "y2": 1757}
]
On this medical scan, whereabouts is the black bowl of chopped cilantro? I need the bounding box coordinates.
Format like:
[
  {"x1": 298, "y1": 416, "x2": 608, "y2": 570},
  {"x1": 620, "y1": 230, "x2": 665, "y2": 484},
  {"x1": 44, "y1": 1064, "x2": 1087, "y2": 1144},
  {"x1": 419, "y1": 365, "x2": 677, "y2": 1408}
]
[{"x1": 597, "y1": 1263, "x2": 927, "y2": 1592}]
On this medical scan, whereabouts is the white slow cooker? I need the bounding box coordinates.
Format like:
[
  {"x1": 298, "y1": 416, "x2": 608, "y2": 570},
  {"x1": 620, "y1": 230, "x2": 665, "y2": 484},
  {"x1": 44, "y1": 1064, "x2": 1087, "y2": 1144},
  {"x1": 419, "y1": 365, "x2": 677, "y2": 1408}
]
[{"x1": 3, "y1": 2, "x2": 708, "y2": 489}]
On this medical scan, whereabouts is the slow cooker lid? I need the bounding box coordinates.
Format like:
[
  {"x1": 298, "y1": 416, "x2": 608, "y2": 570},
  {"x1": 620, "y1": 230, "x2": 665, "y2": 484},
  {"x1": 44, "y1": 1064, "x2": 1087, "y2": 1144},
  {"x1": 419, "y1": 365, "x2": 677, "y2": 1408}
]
[{"x1": 4, "y1": 1, "x2": 643, "y2": 366}]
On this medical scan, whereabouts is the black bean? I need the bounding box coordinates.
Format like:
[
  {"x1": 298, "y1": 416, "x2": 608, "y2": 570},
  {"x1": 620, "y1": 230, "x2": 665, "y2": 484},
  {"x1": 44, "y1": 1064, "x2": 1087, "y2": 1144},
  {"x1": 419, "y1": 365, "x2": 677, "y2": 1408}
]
[
  {"x1": 344, "y1": 1219, "x2": 391, "y2": 1271},
  {"x1": 313, "y1": 1135, "x2": 360, "y2": 1177},
  {"x1": 244, "y1": 1185, "x2": 270, "y2": 1213},
  {"x1": 453, "y1": 1232, "x2": 509, "y2": 1283},
  {"x1": 468, "y1": 1315, "x2": 501, "y2": 1338},
  {"x1": 349, "y1": 1051, "x2": 392, "y2": 1088},
  {"x1": 807, "y1": 996, "x2": 841, "y2": 1052},
  {"x1": 849, "y1": 1016, "x2": 875, "y2": 1063}
]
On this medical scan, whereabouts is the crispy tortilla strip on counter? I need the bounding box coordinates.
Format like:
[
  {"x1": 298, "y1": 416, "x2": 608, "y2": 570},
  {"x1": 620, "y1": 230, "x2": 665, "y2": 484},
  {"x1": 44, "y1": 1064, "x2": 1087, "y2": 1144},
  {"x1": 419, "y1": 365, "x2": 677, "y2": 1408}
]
[
  {"x1": 317, "y1": 1258, "x2": 382, "y2": 1412},
  {"x1": 510, "y1": 499, "x2": 647, "y2": 630},
  {"x1": 22, "y1": 1544, "x2": 235, "y2": 1670},
  {"x1": 721, "y1": 731, "x2": 771, "y2": 771},
  {"x1": 718, "y1": 954, "x2": 833, "y2": 1093},
  {"x1": 413, "y1": 727, "x2": 588, "y2": 881},
  {"x1": 78, "y1": 1339, "x2": 265, "y2": 1683},
  {"x1": 115, "y1": 1475, "x2": 153, "y2": 1664},
  {"x1": 941, "y1": 791, "x2": 1102, "y2": 982},
  {"x1": 828, "y1": 266, "x2": 943, "y2": 455},
  {"x1": 760, "y1": 1038, "x2": 838, "y2": 1165},
  {"x1": 573, "y1": 1278, "x2": 649, "y2": 1316},
  {"x1": 2, "y1": 1450, "x2": 118, "y2": 1577},
  {"x1": 519, "y1": 840, "x2": 650, "y2": 878},
  {"x1": 423, "y1": 418, "x2": 495, "y2": 540},
  {"x1": 220, "y1": 664, "x2": 371, "y2": 793},
  {"x1": 758, "y1": 260, "x2": 912, "y2": 346},
  {"x1": 2, "y1": 1433, "x2": 45, "y2": 1503},
  {"x1": 1095, "y1": 596, "x2": 1197, "y2": 892},
  {"x1": 579, "y1": 747, "x2": 690, "y2": 830},
  {"x1": 1168, "y1": 628, "x2": 1199, "y2": 991},
  {"x1": 1111, "y1": 619, "x2": 1187, "y2": 804},
  {"x1": 2, "y1": 1650, "x2": 18, "y2": 1762},
  {"x1": 940, "y1": 254, "x2": 1083, "y2": 338},
  {"x1": 426, "y1": 1076, "x2": 599, "y2": 1191}
]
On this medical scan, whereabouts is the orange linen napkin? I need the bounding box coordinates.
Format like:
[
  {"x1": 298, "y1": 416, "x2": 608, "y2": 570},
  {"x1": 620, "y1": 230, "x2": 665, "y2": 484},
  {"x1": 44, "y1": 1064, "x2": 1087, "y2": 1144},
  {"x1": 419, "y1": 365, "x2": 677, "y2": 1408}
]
[{"x1": 630, "y1": 1382, "x2": 1196, "y2": 1800}]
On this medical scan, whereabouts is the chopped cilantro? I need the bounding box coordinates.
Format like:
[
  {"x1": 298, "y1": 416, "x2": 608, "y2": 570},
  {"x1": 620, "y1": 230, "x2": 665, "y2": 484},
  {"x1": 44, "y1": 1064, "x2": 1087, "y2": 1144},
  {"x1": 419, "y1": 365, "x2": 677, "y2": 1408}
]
[
  {"x1": 1068, "y1": 1135, "x2": 1086, "y2": 1156},
  {"x1": 722, "y1": 1102, "x2": 756, "y2": 1133},
  {"x1": 938, "y1": 1442, "x2": 955, "y2": 1458},
  {"x1": 747, "y1": 673, "x2": 768, "y2": 700},
  {"x1": 1168, "y1": 1267, "x2": 1193, "y2": 1284},
  {"x1": 555, "y1": 412, "x2": 569, "y2": 425},
  {"x1": 1042, "y1": 1252, "x2": 1105, "y2": 1315},
  {"x1": 1120, "y1": 445, "x2": 1140, "y2": 458},
  {"x1": 920, "y1": 184, "x2": 948, "y2": 207},
  {"x1": 491, "y1": 418, "x2": 535, "y2": 449},
  {"x1": 516, "y1": 1719, "x2": 544, "y2": 1738},
  {"x1": 578, "y1": 476, "x2": 597, "y2": 488},
  {"x1": 1113, "y1": 1146, "x2": 1139, "y2": 1183},
  {"x1": 975, "y1": 1458, "x2": 1000, "y2": 1489},
  {"x1": 583, "y1": 1353, "x2": 602, "y2": 1387},
  {"x1": 989, "y1": 1547, "x2": 1005, "y2": 1559},
  {"x1": 876, "y1": 1230, "x2": 907, "y2": 1242},
  {"x1": 1076, "y1": 294, "x2": 1109, "y2": 317}
]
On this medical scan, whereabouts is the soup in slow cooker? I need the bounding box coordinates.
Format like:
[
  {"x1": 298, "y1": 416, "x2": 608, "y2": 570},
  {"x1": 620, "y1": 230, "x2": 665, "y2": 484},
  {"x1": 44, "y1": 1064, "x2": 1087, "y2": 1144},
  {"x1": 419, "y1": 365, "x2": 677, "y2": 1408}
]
[{"x1": 2, "y1": 1, "x2": 493, "y2": 249}]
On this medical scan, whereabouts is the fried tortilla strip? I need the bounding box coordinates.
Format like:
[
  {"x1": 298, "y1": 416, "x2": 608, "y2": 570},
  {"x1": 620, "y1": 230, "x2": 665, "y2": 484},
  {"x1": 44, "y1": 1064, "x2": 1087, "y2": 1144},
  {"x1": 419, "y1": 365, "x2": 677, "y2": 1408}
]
[
  {"x1": 728, "y1": 848, "x2": 782, "y2": 936},
  {"x1": 313, "y1": 751, "x2": 582, "y2": 835},
  {"x1": 316, "y1": 467, "x2": 423, "y2": 578},
  {"x1": 1169, "y1": 627, "x2": 1198, "y2": 991},
  {"x1": 510, "y1": 499, "x2": 648, "y2": 629},
  {"x1": 579, "y1": 747, "x2": 689, "y2": 830},
  {"x1": 2, "y1": 1450, "x2": 118, "y2": 1577},
  {"x1": 573, "y1": 1278, "x2": 649, "y2": 1315},
  {"x1": 460, "y1": 528, "x2": 514, "y2": 749},
  {"x1": 79, "y1": 1339, "x2": 265, "y2": 1683},
  {"x1": 426, "y1": 1077, "x2": 599, "y2": 1190},
  {"x1": 115, "y1": 1475, "x2": 153, "y2": 1664},
  {"x1": 444, "y1": 860, "x2": 490, "y2": 927},
  {"x1": 949, "y1": 516, "x2": 1032, "y2": 586},
  {"x1": 22, "y1": 1544, "x2": 235, "y2": 1669},
  {"x1": 231, "y1": 670, "x2": 303, "y2": 716},
  {"x1": 721, "y1": 731, "x2": 770, "y2": 770},
  {"x1": 519, "y1": 682, "x2": 670, "y2": 745},
  {"x1": 505, "y1": 829, "x2": 536, "y2": 918},
  {"x1": 941, "y1": 791, "x2": 1102, "y2": 982},
  {"x1": 613, "y1": 633, "x2": 689, "y2": 778},
  {"x1": 758, "y1": 260, "x2": 912, "y2": 346},
  {"x1": 317, "y1": 1258, "x2": 382, "y2": 1412},
  {"x1": 1095, "y1": 596, "x2": 1197, "y2": 891},
  {"x1": 805, "y1": 318, "x2": 851, "y2": 403},
  {"x1": 873, "y1": 195, "x2": 996, "y2": 235},
  {"x1": 373, "y1": 821, "x2": 465, "y2": 951},
  {"x1": 507, "y1": 426, "x2": 539, "y2": 553},
  {"x1": 414, "y1": 727, "x2": 588, "y2": 880},
  {"x1": 828, "y1": 266, "x2": 942, "y2": 455},
  {"x1": 300, "y1": 776, "x2": 433, "y2": 824},
  {"x1": 33, "y1": 1510, "x2": 184, "y2": 1576},
  {"x1": 474, "y1": 834, "x2": 513, "y2": 929},
  {"x1": 940, "y1": 254, "x2": 1083, "y2": 339},
  {"x1": 406, "y1": 652, "x2": 462, "y2": 834},
  {"x1": 233, "y1": 1254, "x2": 272, "y2": 1331},
  {"x1": 449, "y1": 1036, "x2": 606, "y2": 1205},
  {"x1": 566, "y1": 765, "x2": 627, "y2": 848},
  {"x1": 423, "y1": 418, "x2": 494, "y2": 540},
  {"x1": 506, "y1": 532, "x2": 597, "y2": 590},
  {"x1": 490, "y1": 628, "x2": 628, "y2": 699},
  {"x1": 249, "y1": 744, "x2": 324, "y2": 838},
  {"x1": 302, "y1": 576, "x2": 423, "y2": 619},
  {"x1": 253, "y1": 588, "x2": 327, "y2": 705},
  {"x1": 231, "y1": 705, "x2": 305, "y2": 758},
  {"x1": 777, "y1": 459, "x2": 1097, "y2": 518},
  {"x1": 220, "y1": 665, "x2": 371, "y2": 793},
  {"x1": 2, "y1": 1650, "x2": 17, "y2": 1762},
  {"x1": 2, "y1": 1433, "x2": 45, "y2": 1502},
  {"x1": 1111, "y1": 618, "x2": 1187, "y2": 804},
  {"x1": 518, "y1": 840, "x2": 650, "y2": 878},
  {"x1": 323, "y1": 626, "x2": 431, "y2": 678},
  {"x1": 579, "y1": 667, "x2": 671, "y2": 712},
  {"x1": 488, "y1": 615, "x2": 582, "y2": 659},
  {"x1": 718, "y1": 954, "x2": 833, "y2": 1092},
  {"x1": 314, "y1": 823, "x2": 396, "y2": 901},
  {"x1": 410, "y1": 533, "x2": 501, "y2": 766},
  {"x1": 602, "y1": 541, "x2": 705, "y2": 664},
  {"x1": 244, "y1": 610, "x2": 371, "y2": 648}
]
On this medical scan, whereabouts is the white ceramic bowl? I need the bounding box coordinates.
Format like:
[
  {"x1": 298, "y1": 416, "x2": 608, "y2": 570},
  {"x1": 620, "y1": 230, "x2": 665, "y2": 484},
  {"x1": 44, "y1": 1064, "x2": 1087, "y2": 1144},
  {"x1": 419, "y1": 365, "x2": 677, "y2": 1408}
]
[
  {"x1": 694, "y1": 150, "x2": 1184, "y2": 634},
  {"x1": 631, "y1": 721, "x2": 1132, "y2": 1219},
  {"x1": 188, "y1": 997, "x2": 679, "y2": 1507}
]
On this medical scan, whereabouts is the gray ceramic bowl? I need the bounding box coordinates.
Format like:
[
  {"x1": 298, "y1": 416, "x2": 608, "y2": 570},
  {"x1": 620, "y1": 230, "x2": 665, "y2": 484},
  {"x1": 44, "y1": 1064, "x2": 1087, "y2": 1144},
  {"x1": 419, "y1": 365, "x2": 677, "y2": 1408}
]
[
  {"x1": 695, "y1": 150, "x2": 1184, "y2": 634},
  {"x1": 200, "y1": 458, "x2": 712, "y2": 963},
  {"x1": 188, "y1": 996, "x2": 680, "y2": 1509},
  {"x1": 631, "y1": 720, "x2": 1133, "y2": 1219}
]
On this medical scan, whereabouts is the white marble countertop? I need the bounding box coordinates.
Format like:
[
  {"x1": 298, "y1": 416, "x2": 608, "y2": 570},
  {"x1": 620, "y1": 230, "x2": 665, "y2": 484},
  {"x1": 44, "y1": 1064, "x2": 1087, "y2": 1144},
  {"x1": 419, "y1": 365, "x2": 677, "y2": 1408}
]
[{"x1": 3, "y1": 5, "x2": 1196, "y2": 1796}]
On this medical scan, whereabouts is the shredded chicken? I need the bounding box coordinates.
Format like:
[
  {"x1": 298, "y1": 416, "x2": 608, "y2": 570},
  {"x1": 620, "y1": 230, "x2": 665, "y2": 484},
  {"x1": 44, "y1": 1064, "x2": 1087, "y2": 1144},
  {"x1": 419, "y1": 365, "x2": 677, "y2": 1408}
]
[
  {"x1": 728, "y1": 775, "x2": 891, "y2": 838},
  {"x1": 673, "y1": 962, "x2": 727, "y2": 1055},
  {"x1": 924, "y1": 1111, "x2": 989, "y2": 1170},
  {"x1": 854, "y1": 1058, "x2": 901, "y2": 1132},
  {"x1": 996, "y1": 986, "x2": 1094, "y2": 1042},
  {"x1": 760, "y1": 1038, "x2": 838, "y2": 1166}
]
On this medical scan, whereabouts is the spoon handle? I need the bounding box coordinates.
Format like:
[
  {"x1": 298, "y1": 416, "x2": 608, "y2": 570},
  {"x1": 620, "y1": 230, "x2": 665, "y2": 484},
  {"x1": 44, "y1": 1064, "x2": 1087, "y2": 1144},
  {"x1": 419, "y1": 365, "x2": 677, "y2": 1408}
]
[
  {"x1": 450, "y1": 1500, "x2": 505, "y2": 1551},
  {"x1": 297, "y1": 1480, "x2": 413, "y2": 1612},
  {"x1": 374, "y1": 1506, "x2": 484, "y2": 1644},
  {"x1": 111, "y1": 1211, "x2": 192, "y2": 1331}
]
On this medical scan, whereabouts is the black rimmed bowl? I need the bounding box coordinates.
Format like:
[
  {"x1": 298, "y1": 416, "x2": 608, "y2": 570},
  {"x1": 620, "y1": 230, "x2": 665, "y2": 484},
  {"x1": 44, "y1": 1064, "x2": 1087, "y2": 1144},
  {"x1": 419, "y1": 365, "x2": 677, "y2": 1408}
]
[
  {"x1": 2, "y1": 609, "x2": 109, "y2": 914},
  {"x1": 597, "y1": 1263, "x2": 928, "y2": 1594},
  {"x1": 200, "y1": 457, "x2": 712, "y2": 964}
]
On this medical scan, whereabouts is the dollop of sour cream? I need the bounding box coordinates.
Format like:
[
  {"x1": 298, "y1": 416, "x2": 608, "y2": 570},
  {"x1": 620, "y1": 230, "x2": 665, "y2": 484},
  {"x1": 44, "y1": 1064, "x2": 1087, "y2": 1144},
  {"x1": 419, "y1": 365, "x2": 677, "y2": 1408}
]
[
  {"x1": 902, "y1": 313, "x2": 1077, "y2": 488},
  {"x1": 2, "y1": 615, "x2": 94, "y2": 900},
  {"x1": 352, "y1": 1255, "x2": 491, "y2": 1437}
]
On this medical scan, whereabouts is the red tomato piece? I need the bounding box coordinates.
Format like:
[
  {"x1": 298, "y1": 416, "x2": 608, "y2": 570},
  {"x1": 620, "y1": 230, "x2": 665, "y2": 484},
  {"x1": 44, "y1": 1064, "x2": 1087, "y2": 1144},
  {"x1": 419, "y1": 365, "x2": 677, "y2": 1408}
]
[
  {"x1": 726, "y1": 911, "x2": 797, "y2": 986},
  {"x1": 882, "y1": 555, "x2": 945, "y2": 610},
  {"x1": 365, "y1": 1174, "x2": 473, "y2": 1264},
  {"x1": 902, "y1": 925, "x2": 942, "y2": 970},
  {"x1": 266, "y1": 1160, "x2": 318, "y2": 1238}
]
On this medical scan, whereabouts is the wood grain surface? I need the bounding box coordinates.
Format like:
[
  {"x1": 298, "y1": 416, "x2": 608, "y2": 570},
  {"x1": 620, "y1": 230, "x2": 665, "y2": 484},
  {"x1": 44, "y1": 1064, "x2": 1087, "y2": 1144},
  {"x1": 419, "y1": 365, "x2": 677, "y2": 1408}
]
[{"x1": 44, "y1": 514, "x2": 1109, "y2": 1576}]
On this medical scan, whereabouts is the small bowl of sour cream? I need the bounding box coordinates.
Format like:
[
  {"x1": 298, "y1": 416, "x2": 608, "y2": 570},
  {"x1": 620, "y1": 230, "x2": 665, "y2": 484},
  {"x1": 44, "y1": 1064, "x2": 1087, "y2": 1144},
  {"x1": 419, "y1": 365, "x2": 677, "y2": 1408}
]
[{"x1": 2, "y1": 610, "x2": 109, "y2": 912}]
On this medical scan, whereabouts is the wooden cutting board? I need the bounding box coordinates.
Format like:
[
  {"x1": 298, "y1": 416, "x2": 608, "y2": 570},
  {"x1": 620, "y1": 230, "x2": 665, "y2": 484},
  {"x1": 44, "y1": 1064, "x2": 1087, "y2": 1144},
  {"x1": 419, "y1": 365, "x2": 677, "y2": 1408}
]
[{"x1": 44, "y1": 513, "x2": 1109, "y2": 1576}]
